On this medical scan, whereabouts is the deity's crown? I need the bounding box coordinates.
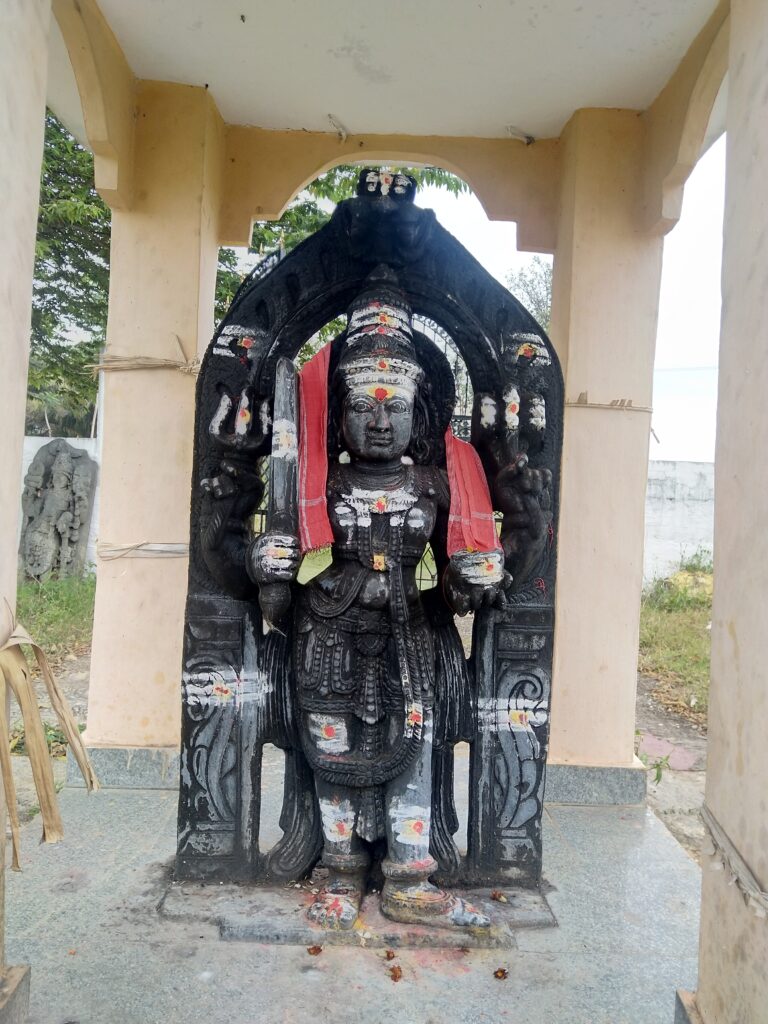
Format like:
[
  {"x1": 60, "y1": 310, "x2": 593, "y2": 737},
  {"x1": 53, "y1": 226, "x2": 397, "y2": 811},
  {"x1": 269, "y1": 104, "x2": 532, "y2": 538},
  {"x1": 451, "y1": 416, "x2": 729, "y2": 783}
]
[
  {"x1": 340, "y1": 266, "x2": 423, "y2": 391},
  {"x1": 356, "y1": 168, "x2": 417, "y2": 202}
]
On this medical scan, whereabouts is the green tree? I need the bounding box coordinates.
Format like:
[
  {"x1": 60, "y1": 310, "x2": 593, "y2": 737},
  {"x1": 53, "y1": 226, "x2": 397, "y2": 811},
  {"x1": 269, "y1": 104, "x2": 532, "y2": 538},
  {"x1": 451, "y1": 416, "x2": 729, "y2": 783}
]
[
  {"x1": 506, "y1": 255, "x2": 553, "y2": 331},
  {"x1": 28, "y1": 112, "x2": 111, "y2": 435}
]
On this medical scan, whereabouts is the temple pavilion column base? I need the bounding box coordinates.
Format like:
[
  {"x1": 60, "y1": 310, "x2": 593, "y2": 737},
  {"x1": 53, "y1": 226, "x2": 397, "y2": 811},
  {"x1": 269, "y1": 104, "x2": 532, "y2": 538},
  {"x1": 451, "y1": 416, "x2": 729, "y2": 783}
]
[
  {"x1": 544, "y1": 759, "x2": 647, "y2": 805},
  {"x1": 66, "y1": 746, "x2": 180, "y2": 789}
]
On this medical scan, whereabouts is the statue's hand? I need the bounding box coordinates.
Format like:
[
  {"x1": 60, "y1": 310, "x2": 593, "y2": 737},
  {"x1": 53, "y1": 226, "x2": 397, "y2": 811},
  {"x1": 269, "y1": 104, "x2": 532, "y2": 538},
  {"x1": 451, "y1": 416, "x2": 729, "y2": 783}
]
[
  {"x1": 248, "y1": 532, "x2": 301, "y2": 586},
  {"x1": 201, "y1": 457, "x2": 263, "y2": 511},
  {"x1": 495, "y1": 461, "x2": 553, "y2": 582},
  {"x1": 443, "y1": 550, "x2": 510, "y2": 616}
]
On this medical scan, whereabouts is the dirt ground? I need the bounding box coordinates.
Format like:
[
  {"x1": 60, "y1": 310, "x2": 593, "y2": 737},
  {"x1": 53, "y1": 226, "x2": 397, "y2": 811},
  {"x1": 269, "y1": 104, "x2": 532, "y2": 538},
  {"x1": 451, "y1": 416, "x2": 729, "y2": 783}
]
[
  {"x1": 636, "y1": 673, "x2": 706, "y2": 861},
  {"x1": 11, "y1": 648, "x2": 707, "y2": 863}
]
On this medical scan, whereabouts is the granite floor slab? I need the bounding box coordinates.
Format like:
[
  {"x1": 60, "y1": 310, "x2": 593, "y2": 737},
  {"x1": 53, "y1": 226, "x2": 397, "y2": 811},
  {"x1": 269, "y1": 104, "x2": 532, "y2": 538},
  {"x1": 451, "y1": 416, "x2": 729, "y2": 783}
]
[{"x1": 6, "y1": 788, "x2": 700, "y2": 1024}]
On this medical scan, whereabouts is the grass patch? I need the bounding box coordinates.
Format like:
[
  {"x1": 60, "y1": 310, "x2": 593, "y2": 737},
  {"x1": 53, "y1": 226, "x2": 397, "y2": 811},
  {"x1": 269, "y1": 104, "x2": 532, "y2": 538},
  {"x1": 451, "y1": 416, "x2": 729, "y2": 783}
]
[
  {"x1": 15, "y1": 574, "x2": 96, "y2": 660},
  {"x1": 638, "y1": 548, "x2": 712, "y2": 720},
  {"x1": 9, "y1": 722, "x2": 79, "y2": 759}
]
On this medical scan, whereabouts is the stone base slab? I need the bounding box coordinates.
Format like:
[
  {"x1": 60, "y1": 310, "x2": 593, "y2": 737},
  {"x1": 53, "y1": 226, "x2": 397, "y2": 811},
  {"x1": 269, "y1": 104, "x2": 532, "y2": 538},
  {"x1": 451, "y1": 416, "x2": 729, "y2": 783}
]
[
  {"x1": 67, "y1": 746, "x2": 179, "y2": 789},
  {"x1": 160, "y1": 876, "x2": 555, "y2": 948},
  {"x1": 544, "y1": 761, "x2": 647, "y2": 804},
  {"x1": 0, "y1": 967, "x2": 30, "y2": 1024},
  {"x1": 69, "y1": 746, "x2": 646, "y2": 805}
]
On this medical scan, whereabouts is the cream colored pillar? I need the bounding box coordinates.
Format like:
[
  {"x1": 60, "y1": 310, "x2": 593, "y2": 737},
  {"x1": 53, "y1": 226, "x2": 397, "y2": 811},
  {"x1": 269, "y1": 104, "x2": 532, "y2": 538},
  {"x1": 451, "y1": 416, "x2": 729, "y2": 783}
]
[
  {"x1": 86, "y1": 82, "x2": 223, "y2": 750},
  {"x1": 0, "y1": 0, "x2": 50, "y2": 611},
  {"x1": 0, "y1": 0, "x2": 50, "y2": 1006},
  {"x1": 690, "y1": 2, "x2": 768, "y2": 1020},
  {"x1": 548, "y1": 109, "x2": 663, "y2": 778}
]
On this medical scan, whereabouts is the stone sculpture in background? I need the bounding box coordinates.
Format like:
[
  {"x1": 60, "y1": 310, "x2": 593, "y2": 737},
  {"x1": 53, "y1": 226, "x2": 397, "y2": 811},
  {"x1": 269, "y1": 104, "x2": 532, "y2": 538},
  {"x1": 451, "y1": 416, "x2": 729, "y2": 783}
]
[{"x1": 19, "y1": 439, "x2": 97, "y2": 579}]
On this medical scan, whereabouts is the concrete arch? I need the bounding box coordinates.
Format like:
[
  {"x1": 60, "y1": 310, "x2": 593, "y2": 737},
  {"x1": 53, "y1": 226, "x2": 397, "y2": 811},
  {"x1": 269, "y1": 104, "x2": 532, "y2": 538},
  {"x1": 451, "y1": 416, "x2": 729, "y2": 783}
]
[
  {"x1": 659, "y1": 21, "x2": 729, "y2": 230},
  {"x1": 643, "y1": 3, "x2": 729, "y2": 235},
  {"x1": 52, "y1": 0, "x2": 135, "y2": 208},
  {"x1": 221, "y1": 125, "x2": 561, "y2": 253}
]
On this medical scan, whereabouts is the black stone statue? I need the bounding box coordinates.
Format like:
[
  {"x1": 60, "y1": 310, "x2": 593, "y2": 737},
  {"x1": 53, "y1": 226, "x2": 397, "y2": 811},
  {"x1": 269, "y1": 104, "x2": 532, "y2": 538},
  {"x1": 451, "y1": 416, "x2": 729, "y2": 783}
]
[{"x1": 177, "y1": 170, "x2": 562, "y2": 929}]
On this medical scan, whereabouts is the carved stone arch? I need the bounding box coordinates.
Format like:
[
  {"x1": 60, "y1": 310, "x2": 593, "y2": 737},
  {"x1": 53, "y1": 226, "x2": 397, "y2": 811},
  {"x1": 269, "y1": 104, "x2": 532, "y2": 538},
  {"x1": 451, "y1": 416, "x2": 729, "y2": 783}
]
[
  {"x1": 178, "y1": 183, "x2": 563, "y2": 889},
  {"x1": 220, "y1": 204, "x2": 553, "y2": 406}
]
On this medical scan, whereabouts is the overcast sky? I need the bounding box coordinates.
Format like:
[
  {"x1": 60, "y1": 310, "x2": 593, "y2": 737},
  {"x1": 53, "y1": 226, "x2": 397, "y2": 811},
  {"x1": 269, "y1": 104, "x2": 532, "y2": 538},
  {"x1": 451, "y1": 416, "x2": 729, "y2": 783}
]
[{"x1": 417, "y1": 134, "x2": 726, "y2": 463}]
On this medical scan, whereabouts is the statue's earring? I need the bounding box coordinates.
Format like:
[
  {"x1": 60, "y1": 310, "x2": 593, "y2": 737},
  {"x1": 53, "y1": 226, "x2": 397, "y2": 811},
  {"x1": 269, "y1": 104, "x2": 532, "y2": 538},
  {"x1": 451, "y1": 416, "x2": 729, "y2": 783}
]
[
  {"x1": 339, "y1": 450, "x2": 351, "y2": 464},
  {"x1": 400, "y1": 455, "x2": 413, "y2": 465}
]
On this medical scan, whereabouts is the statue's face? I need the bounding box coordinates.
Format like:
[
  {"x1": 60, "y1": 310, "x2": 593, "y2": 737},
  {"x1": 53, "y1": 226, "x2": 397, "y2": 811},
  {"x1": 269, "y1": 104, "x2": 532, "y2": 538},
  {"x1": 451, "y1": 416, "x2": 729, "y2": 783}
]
[{"x1": 342, "y1": 383, "x2": 415, "y2": 462}]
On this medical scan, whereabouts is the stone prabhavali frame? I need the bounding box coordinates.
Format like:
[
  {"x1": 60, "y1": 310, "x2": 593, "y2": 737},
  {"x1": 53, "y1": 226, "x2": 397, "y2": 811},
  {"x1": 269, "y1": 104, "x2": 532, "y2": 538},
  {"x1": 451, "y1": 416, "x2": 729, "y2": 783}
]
[{"x1": 176, "y1": 174, "x2": 563, "y2": 895}]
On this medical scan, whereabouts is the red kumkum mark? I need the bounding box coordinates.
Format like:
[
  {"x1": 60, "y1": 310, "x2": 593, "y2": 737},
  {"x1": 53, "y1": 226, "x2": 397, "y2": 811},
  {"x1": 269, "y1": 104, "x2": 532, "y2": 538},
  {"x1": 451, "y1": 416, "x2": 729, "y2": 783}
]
[
  {"x1": 322, "y1": 724, "x2": 336, "y2": 739},
  {"x1": 374, "y1": 387, "x2": 389, "y2": 402},
  {"x1": 326, "y1": 897, "x2": 344, "y2": 918},
  {"x1": 410, "y1": 857, "x2": 434, "y2": 870}
]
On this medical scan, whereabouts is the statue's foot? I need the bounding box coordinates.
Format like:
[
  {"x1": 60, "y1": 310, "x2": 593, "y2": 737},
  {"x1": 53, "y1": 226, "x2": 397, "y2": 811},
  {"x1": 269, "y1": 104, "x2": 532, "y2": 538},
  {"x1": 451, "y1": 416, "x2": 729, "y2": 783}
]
[
  {"x1": 380, "y1": 879, "x2": 490, "y2": 929},
  {"x1": 307, "y1": 877, "x2": 363, "y2": 931}
]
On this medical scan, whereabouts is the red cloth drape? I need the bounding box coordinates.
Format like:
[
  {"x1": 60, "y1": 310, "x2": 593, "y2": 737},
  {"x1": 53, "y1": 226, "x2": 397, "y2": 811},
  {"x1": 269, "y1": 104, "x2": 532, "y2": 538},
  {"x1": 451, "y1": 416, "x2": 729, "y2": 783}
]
[
  {"x1": 298, "y1": 343, "x2": 334, "y2": 553},
  {"x1": 444, "y1": 427, "x2": 501, "y2": 557}
]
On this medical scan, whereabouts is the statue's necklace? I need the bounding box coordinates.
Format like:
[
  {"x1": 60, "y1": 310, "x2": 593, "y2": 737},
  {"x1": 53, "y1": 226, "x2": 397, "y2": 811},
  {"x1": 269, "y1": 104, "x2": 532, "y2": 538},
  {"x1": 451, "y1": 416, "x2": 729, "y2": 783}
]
[
  {"x1": 338, "y1": 463, "x2": 418, "y2": 518},
  {"x1": 337, "y1": 464, "x2": 418, "y2": 575}
]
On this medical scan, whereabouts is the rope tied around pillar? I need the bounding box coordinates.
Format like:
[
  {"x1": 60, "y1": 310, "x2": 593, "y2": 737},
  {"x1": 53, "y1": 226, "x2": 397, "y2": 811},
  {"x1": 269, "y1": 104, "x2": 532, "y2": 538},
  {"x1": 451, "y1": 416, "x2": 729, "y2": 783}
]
[
  {"x1": 701, "y1": 803, "x2": 768, "y2": 920},
  {"x1": 89, "y1": 335, "x2": 200, "y2": 377},
  {"x1": 565, "y1": 391, "x2": 652, "y2": 413},
  {"x1": 97, "y1": 542, "x2": 190, "y2": 560}
]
